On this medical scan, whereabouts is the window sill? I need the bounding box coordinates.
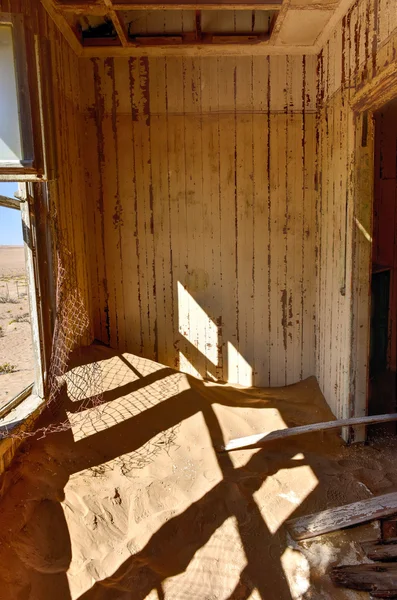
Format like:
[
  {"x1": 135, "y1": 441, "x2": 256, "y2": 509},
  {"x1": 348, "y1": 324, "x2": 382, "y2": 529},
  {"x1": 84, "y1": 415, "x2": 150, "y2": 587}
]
[{"x1": 0, "y1": 391, "x2": 44, "y2": 437}]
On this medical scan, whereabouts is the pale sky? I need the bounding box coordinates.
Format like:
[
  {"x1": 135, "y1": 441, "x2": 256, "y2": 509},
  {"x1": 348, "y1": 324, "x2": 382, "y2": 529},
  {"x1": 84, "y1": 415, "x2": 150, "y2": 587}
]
[{"x1": 0, "y1": 182, "x2": 23, "y2": 246}]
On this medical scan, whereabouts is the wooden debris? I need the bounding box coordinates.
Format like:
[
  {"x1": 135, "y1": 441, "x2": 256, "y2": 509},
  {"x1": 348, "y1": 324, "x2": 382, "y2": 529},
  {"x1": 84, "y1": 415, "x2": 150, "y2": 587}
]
[
  {"x1": 286, "y1": 493, "x2": 397, "y2": 541},
  {"x1": 361, "y1": 541, "x2": 397, "y2": 562},
  {"x1": 331, "y1": 563, "x2": 397, "y2": 596},
  {"x1": 382, "y1": 518, "x2": 397, "y2": 543},
  {"x1": 220, "y1": 413, "x2": 397, "y2": 452}
]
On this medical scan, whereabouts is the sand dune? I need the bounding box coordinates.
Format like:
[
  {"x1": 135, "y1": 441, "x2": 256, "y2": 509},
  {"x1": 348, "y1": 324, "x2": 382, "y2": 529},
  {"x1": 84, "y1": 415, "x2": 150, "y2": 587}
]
[{"x1": 0, "y1": 344, "x2": 395, "y2": 599}]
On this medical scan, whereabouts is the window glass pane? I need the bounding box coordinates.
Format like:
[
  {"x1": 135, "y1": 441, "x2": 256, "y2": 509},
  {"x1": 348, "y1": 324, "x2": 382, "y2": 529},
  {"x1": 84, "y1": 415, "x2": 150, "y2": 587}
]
[{"x1": 0, "y1": 24, "x2": 22, "y2": 162}]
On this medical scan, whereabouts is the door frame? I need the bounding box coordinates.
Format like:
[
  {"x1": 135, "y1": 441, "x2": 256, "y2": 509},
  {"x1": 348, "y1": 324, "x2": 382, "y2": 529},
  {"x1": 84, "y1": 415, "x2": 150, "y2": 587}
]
[{"x1": 349, "y1": 64, "x2": 397, "y2": 442}]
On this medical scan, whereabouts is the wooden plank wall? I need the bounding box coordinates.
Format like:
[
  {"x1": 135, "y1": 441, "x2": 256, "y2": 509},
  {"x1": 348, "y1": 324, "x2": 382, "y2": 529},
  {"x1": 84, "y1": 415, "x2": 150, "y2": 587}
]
[
  {"x1": 0, "y1": 0, "x2": 93, "y2": 345},
  {"x1": 79, "y1": 55, "x2": 317, "y2": 386},
  {"x1": 316, "y1": 0, "x2": 397, "y2": 418}
]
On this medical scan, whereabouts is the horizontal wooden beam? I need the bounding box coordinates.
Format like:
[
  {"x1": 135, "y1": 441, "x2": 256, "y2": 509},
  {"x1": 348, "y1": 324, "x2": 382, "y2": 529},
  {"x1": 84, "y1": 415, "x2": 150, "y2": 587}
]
[
  {"x1": 55, "y1": 0, "x2": 282, "y2": 10},
  {"x1": 351, "y1": 59, "x2": 397, "y2": 113},
  {"x1": 81, "y1": 40, "x2": 315, "y2": 55},
  {"x1": 0, "y1": 195, "x2": 21, "y2": 210},
  {"x1": 128, "y1": 31, "x2": 270, "y2": 44},
  {"x1": 287, "y1": 492, "x2": 397, "y2": 541},
  {"x1": 115, "y1": 2, "x2": 282, "y2": 9},
  {"x1": 54, "y1": 3, "x2": 108, "y2": 15},
  {"x1": 220, "y1": 412, "x2": 397, "y2": 452}
]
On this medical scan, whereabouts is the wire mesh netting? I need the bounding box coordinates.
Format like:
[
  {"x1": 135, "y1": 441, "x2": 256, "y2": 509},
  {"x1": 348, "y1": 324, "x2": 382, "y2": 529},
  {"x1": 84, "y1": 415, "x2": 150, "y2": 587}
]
[{"x1": 0, "y1": 219, "x2": 180, "y2": 473}]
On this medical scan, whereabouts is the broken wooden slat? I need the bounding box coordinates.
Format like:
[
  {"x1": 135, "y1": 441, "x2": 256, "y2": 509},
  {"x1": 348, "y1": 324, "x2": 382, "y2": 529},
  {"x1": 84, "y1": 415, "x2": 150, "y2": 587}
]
[
  {"x1": 220, "y1": 413, "x2": 397, "y2": 452},
  {"x1": 331, "y1": 563, "x2": 397, "y2": 594},
  {"x1": 361, "y1": 541, "x2": 397, "y2": 562},
  {"x1": 286, "y1": 492, "x2": 397, "y2": 541}
]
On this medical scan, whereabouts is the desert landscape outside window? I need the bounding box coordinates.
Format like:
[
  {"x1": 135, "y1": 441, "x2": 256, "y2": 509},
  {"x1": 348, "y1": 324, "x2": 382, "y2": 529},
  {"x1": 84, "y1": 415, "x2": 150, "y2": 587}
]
[{"x1": 0, "y1": 182, "x2": 35, "y2": 411}]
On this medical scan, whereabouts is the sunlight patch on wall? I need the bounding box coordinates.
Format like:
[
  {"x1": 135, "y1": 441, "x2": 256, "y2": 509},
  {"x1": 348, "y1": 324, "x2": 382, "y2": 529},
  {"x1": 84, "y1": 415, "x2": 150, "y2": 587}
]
[
  {"x1": 177, "y1": 282, "x2": 219, "y2": 367},
  {"x1": 227, "y1": 341, "x2": 252, "y2": 386}
]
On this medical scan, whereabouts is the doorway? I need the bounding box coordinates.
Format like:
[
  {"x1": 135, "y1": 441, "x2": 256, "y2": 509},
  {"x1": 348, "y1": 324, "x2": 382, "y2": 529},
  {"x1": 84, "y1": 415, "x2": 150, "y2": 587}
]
[{"x1": 368, "y1": 99, "x2": 397, "y2": 437}]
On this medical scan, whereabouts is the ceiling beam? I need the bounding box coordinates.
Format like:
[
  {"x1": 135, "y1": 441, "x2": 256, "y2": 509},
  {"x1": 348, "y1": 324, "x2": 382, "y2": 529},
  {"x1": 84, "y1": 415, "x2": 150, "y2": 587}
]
[
  {"x1": 81, "y1": 40, "x2": 317, "y2": 56},
  {"x1": 53, "y1": 0, "x2": 282, "y2": 10},
  {"x1": 269, "y1": 0, "x2": 289, "y2": 43},
  {"x1": 113, "y1": 2, "x2": 282, "y2": 9},
  {"x1": 314, "y1": 0, "x2": 357, "y2": 50},
  {"x1": 103, "y1": 0, "x2": 129, "y2": 45},
  {"x1": 54, "y1": 3, "x2": 108, "y2": 15},
  {"x1": 41, "y1": 0, "x2": 83, "y2": 55}
]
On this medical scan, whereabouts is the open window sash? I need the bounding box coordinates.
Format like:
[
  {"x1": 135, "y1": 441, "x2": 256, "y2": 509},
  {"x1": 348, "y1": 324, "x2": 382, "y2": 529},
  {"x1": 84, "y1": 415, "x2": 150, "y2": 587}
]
[
  {"x1": 0, "y1": 13, "x2": 44, "y2": 180},
  {"x1": 0, "y1": 184, "x2": 46, "y2": 417}
]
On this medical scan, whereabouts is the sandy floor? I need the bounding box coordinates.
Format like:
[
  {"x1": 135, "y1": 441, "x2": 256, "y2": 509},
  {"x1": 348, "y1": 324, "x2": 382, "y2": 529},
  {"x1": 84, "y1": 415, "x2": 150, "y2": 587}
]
[
  {"x1": 0, "y1": 246, "x2": 34, "y2": 407},
  {"x1": 0, "y1": 344, "x2": 396, "y2": 599}
]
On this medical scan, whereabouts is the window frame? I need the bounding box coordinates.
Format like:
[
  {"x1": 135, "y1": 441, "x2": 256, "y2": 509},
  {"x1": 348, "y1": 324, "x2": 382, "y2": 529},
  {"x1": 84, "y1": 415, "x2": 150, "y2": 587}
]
[
  {"x1": 0, "y1": 183, "x2": 49, "y2": 417},
  {"x1": 0, "y1": 10, "x2": 55, "y2": 421},
  {"x1": 0, "y1": 13, "x2": 44, "y2": 180}
]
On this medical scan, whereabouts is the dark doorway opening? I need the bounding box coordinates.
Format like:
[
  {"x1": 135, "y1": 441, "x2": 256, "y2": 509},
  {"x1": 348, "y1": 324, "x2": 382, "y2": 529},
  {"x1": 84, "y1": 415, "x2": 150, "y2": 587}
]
[{"x1": 369, "y1": 98, "x2": 397, "y2": 437}]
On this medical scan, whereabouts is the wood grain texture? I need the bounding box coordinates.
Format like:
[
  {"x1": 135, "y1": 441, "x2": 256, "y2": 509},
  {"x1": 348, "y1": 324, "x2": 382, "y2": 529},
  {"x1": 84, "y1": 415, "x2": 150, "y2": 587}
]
[
  {"x1": 287, "y1": 492, "x2": 397, "y2": 540},
  {"x1": 316, "y1": 0, "x2": 397, "y2": 423},
  {"x1": 361, "y1": 541, "x2": 397, "y2": 561},
  {"x1": 221, "y1": 412, "x2": 397, "y2": 451},
  {"x1": 80, "y1": 54, "x2": 317, "y2": 385},
  {"x1": 331, "y1": 562, "x2": 397, "y2": 594}
]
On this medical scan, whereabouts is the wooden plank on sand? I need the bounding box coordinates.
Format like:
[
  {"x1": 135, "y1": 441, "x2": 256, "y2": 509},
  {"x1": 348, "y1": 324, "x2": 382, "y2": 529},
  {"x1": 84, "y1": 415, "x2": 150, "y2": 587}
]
[
  {"x1": 220, "y1": 413, "x2": 397, "y2": 452},
  {"x1": 331, "y1": 562, "x2": 397, "y2": 595},
  {"x1": 361, "y1": 541, "x2": 397, "y2": 562},
  {"x1": 286, "y1": 492, "x2": 397, "y2": 541}
]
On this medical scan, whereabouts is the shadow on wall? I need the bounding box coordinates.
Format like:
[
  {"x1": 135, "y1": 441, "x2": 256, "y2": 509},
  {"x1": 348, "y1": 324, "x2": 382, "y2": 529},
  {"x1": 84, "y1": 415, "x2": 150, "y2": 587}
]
[{"x1": 176, "y1": 280, "x2": 253, "y2": 386}]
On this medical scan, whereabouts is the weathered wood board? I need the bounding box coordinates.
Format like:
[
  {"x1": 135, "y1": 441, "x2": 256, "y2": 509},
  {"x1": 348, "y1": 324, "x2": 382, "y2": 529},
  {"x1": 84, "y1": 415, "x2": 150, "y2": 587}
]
[
  {"x1": 221, "y1": 413, "x2": 397, "y2": 451},
  {"x1": 361, "y1": 541, "x2": 397, "y2": 562},
  {"x1": 331, "y1": 563, "x2": 397, "y2": 595},
  {"x1": 287, "y1": 492, "x2": 397, "y2": 540}
]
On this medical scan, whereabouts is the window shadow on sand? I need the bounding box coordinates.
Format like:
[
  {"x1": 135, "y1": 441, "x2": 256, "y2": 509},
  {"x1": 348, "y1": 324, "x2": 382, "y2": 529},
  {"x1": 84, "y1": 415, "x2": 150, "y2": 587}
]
[{"x1": 0, "y1": 344, "x2": 342, "y2": 600}]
